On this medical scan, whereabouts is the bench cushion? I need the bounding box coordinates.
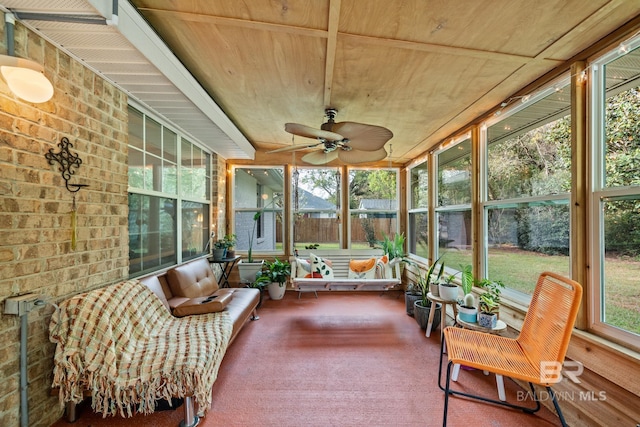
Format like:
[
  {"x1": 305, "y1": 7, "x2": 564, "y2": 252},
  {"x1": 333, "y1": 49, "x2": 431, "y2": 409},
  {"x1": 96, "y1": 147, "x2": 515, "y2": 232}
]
[
  {"x1": 310, "y1": 253, "x2": 334, "y2": 279},
  {"x1": 167, "y1": 257, "x2": 219, "y2": 297},
  {"x1": 172, "y1": 289, "x2": 235, "y2": 317},
  {"x1": 295, "y1": 257, "x2": 312, "y2": 277},
  {"x1": 348, "y1": 258, "x2": 377, "y2": 279}
]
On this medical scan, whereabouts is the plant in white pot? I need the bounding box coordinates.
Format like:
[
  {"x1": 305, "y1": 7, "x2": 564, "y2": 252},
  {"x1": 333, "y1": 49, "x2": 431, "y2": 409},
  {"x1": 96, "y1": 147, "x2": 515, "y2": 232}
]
[
  {"x1": 438, "y1": 272, "x2": 460, "y2": 302},
  {"x1": 456, "y1": 264, "x2": 477, "y2": 323},
  {"x1": 477, "y1": 279, "x2": 505, "y2": 328},
  {"x1": 254, "y1": 258, "x2": 291, "y2": 300},
  {"x1": 238, "y1": 199, "x2": 275, "y2": 284},
  {"x1": 380, "y1": 232, "x2": 413, "y2": 279}
]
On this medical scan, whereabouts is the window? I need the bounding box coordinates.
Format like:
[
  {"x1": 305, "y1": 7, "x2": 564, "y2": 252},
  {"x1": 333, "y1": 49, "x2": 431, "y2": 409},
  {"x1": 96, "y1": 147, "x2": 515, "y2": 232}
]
[
  {"x1": 591, "y1": 36, "x2": 640, "y2": 346},
  {"x1": 482, "y1": 78, "x2": 571, "y2": 297},
  {"x1": 348, "y1": 168, "x2": 399, "y2": 249},
  {"x1": 127, "y1": 105, "x2": 210, "y2": 275},
  {"x1": 408, "y1": 160, "x2": 429, "y2": 259},
  {"x1": 435, "y1": 136, "x2": 472, "y2": 270},
  {"x1": 291, "y1": 167, "x2": 341, "y2": 250},
  {"x1": 233, "y1": 167, "x2": 284, "y2": 254}
]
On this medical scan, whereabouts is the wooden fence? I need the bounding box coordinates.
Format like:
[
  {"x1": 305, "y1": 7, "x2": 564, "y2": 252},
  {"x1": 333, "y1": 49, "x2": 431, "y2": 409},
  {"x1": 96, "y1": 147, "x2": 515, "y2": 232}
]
[{"x1": 276, "y1": 217, "x2": 397, "y2": 244}]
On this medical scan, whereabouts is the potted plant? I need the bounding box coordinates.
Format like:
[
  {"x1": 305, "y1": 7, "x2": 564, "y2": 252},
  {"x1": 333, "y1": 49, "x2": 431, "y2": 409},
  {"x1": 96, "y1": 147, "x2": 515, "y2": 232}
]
[
  {"x1": 254, "y1": 258, "x2": 291, "y2": 300},
  {"x1": 413, "y1": 258, "x2": 443, "y2": 330},
  {"x1": 438, "y1": 272, "x2": 459, "y2": 302},
  {"x1": 238, "y1": 200, "x2": 274, "y2": 283},
  {"x1": 456, "y1": 264, "x2": 477, "y2": 323},
  {"x1": 477, "y1": 279, "x2": 505, "y2": 328},
  {"x1": 212, "y1": 239, "x2": 228, "y2": 260},
  {"x1": 428, "y1": 258, "x2": 445, "y2": 296},
  {"x1": 380, "y1": 232, "x2": 413, "y2": 278},
  {"x1": 223, "y1": 233, "x2": 237, "y2": 258},
  {"x1": 404, "y1": 281, "x2": 421, "y2": 316}
]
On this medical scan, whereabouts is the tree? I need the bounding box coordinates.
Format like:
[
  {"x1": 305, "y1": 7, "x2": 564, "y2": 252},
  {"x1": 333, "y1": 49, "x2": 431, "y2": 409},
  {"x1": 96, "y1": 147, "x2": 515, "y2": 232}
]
[
  {"x1": 297, "y1": 168, "x2": 341, "y2": 206},
  {"x1": 603, "y1": 87, "x2": 640, "y2": 256}
]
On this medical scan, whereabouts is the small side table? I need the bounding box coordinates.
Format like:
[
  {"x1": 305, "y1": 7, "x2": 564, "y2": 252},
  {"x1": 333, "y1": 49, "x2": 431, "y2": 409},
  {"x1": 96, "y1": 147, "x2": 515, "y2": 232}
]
[
  {"x1": 452, "y1": 315, "x2": 508, "y2": 401},
  {"x1": 425, "y1": 292, "x2": 458, "y2": 339},
  {"x1": 208, "y1": 255, "x2": 241, "y2": 288}
]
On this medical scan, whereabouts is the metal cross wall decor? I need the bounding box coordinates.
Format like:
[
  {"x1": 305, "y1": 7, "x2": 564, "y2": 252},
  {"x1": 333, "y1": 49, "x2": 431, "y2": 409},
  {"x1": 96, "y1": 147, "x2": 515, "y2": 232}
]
[{"x1": 44, "y1": 137, "x2": 89, "y2": 193}]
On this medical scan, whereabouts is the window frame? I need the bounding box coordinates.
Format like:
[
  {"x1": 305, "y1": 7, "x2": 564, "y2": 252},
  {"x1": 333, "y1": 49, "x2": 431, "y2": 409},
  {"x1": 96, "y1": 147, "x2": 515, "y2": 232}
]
[
  {"x1": 407, "y1": 156, "x2": 431, "y2": 262},
  {"x1": 290, "y1": 166, "x2": 342, "y2": 250},
  {"x1": 479, "y1": 76, "x2": 572, "y2": 303},
  {"x1": 231, "y1": 165, "x2": 285, "y2": 257},
  {"x1": 433, "y1": 133, "x2": 473, "y2": 270},
  {"x1": 347, "y1": 167, "x2": 400, "y2": 249},
  {"x1": 588, "y1": 34, "x2": 640, "y2": 350},
  {"x1": 127, "y1": 103, "x2": 212, "y2": 276}
]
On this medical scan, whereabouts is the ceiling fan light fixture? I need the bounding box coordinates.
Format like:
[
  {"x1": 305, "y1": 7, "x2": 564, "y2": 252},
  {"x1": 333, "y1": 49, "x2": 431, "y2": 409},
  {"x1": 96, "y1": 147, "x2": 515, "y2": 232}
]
[
  {"x1": 281, "y1": 108, "x2": 393, "y2": 164},
  {"x1": 338, "y1": 147, "x2": 387, "y2": 164}
]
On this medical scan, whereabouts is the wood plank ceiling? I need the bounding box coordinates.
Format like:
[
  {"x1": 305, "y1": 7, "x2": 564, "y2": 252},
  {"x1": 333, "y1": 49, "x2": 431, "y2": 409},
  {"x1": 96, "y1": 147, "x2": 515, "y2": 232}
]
[{"x1": 129, "y1": 0, "x2": 640, "y2": 165}]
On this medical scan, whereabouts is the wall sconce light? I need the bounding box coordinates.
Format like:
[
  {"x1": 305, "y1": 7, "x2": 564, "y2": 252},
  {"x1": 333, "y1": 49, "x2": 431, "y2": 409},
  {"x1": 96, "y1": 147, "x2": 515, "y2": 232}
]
[
  {"x1": 0, "y1": 55, "x2": 54, "y2": 103},
  {"x1": 1, "y1": 13, "x2": 54, "y2": 103}
]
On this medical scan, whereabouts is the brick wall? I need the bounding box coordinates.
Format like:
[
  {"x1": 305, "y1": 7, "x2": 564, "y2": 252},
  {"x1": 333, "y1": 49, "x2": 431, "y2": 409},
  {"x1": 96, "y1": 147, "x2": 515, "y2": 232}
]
[
  {"x1": 212, "y1": 156, "x2": 228, "y2": 238},
  {"x1": 0, "y1": 19, "x2": 129, "y2": 426}
]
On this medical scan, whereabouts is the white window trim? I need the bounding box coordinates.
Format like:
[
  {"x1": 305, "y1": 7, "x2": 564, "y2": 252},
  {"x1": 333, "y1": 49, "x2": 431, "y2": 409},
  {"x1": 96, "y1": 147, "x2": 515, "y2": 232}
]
[
  {"x1": 588, "y1": 35, "x2": 640, "y2": 349},
  {"x1": 347, "y1": 167, "x2": 400, "y2": 248}
]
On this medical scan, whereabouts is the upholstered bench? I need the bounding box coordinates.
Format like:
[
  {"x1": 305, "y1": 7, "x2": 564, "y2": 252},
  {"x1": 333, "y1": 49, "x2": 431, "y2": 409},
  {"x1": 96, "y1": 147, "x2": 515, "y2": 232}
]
[{"x1": 290, "y1": 249, "x2": 401, "y2": 297}]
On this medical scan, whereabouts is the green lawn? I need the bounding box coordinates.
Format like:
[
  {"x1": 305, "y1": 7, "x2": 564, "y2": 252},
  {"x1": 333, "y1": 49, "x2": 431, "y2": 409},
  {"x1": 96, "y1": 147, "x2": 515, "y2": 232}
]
[{"x1": 442, "y1": 247, "x2": 639, "y2": 335}]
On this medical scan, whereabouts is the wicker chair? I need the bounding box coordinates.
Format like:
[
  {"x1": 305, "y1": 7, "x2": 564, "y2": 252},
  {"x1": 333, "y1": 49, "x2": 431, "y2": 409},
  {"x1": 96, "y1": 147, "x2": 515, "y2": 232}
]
[{"x1": 438, "y1": 271, "x2": 583, "y2": 427}]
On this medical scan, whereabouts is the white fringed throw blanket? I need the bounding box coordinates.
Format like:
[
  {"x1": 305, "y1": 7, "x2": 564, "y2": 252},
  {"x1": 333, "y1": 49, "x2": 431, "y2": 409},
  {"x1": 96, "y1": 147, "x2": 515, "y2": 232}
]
[{"x1": 50, "y1": 279, "x2": 232, "y2": 418}]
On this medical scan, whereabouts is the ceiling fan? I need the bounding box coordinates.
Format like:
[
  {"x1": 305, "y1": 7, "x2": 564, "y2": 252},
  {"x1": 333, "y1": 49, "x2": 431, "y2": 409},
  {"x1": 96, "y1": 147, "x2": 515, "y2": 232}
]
[{"x1": 268, "y1": 109, "x2": 393, "y2": 165}]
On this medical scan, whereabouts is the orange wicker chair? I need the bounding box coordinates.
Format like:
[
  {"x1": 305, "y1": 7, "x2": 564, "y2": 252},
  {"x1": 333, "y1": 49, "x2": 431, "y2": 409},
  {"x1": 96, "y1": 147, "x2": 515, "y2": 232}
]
[{"x1": 438, "y1": 271, "x2": 582, "y2": 427}]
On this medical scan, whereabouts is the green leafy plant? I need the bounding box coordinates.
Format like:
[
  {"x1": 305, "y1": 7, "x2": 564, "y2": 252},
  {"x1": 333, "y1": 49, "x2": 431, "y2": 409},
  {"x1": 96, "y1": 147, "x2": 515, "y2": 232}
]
[
  {"x1": 451, "y1": 264, "x2": 475, "y2": 307},
  {"x1": 415, "y1": 256, "x2": 444, "y2": 307},
  {"x1": 477, "y1": 279, "x2": 505, "y2": 314},
  {"x1": 254, "y1": 258, "x2": 291, "y2": 287},
  {"x1": 380, "y1": 232, "x2": 406, "y2": 261},
  {"x1": 223, "y1": 233, "x2": 237, "y2": 249},
  {"x1": 213, "y1": 239, "x2": 228, "y2": 250},
  {"x1": 458, "y1": 264, "x2": 474, "y2": 296},
  {"x1": 247, "y1": 200, "x2": 274, "y2": 263}
]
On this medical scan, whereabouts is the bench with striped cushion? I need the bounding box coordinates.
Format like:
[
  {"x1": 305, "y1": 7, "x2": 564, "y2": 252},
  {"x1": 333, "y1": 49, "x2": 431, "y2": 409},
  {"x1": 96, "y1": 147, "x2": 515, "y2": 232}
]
[{"x1": 290, "y1": 249, "x2": 401, "y2": 294}]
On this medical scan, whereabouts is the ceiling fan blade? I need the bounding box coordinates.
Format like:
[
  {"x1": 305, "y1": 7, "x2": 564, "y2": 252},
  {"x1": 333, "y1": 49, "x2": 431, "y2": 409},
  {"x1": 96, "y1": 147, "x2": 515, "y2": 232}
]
[
  {"x1": 267, "y1": 142, "x2": 322, "y2": 153},
  {"x1": 338, "y1": 147, "x2": 387, "y2": 164},
  {"x1": 301, "y1": 150, "x2": 339, "y2": 165},
  {"x1": 332, "y1": 122, "x2": 393, "y2": 151},
  {"x1": 285, "y1": 123, "x2": 344, "y2": 141}
]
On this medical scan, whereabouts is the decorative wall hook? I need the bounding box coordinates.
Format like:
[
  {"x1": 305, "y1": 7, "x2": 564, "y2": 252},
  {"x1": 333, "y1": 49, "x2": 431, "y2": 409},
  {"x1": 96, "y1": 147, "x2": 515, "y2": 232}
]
[{"x1": 45, "y1": 137, "x2": 89, "y2": 193}]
